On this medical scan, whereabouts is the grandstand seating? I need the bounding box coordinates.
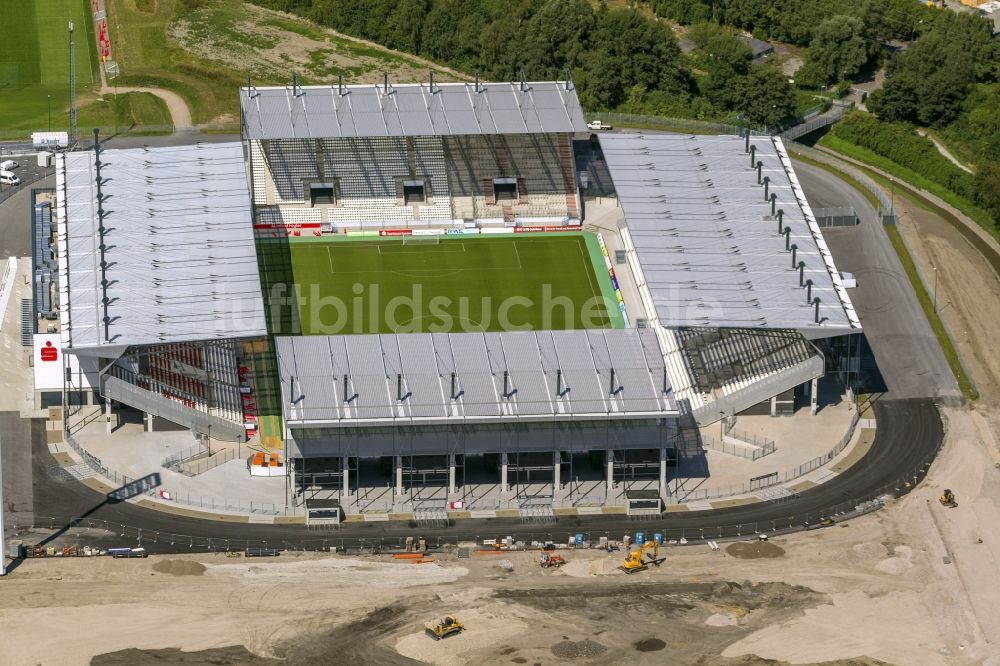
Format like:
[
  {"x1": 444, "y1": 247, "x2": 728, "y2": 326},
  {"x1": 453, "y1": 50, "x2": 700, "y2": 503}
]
[
  {"x1": 125, "y1": 341, "x2": 244, "y2": 423},
  {"x1": 674, "y1": 328, "x2": 817, "y2": 398},
  {"x1": 657, "y1": 328, "x2": 706, "y2": 411},
  {"x1": 443, "y1": 134, "x2": 577, "y2": 222}
]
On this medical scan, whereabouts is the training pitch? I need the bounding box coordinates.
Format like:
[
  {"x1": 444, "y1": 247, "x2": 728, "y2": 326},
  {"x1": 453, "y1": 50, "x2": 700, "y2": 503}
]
[
  {"x1": 258, "y1": 233, "x2": 624, "y2": 335},
  {"x1": 0, "y1": 0, "x2": 99, "y2": 130}
]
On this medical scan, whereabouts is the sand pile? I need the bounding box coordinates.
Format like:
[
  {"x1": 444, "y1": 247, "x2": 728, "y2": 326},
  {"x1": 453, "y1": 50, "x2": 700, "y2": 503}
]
[
  {"x1": 394, "y1": 605, "x2": 527, "y2": 665},
  {"x1": 207, "y1": 557, "x2": 467, "y2": 588},
  {"x1": 705, "y1": 612, "x2": 740, "y2": 627},
  {"x1": 151, "y1": 560, "x2": 207, "y2": 577},
  {"x1": 550, "y1": 639, "x2": 607, "y2": 659},
  {"x1": 725, "y1": 541, "x2": 786, "y2": 559},
  {"x1": 876, "y1": 545, "x2": 914, "y2": 575},
  {"x1": 849, "y1": 542, "x2": 889, "y2": 563},
  {"x1": 560, "y1": 555, "x2": 623, "y2": 578}
]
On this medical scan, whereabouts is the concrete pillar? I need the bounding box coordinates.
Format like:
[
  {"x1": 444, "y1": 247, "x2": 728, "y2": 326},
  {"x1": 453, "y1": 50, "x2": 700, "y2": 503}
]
[
  {"x1": 810, "y1": 377, "x2": 819, "y2": 416},
  {"x1": 606, "y1": 449, "x2": 614, "y2": 494},
  {"x1": 448, "y1": 454, "x2": 457, "y2": 494},
  {"x1": 553, "y1": 451, "x2": 561, "y2": 492},
  {"x1": 342, "y1": 456, "x2": 351, "y2": 497},
  {"x1": 659, "y1": 447, "x2": 668, "y2": 499},
  {"x1": 769, "y1": 395, "x2": 777, "y2": 417},
  {"x1": 104, "y1": 400, "x2": 113, "y2": 434},
  {"x1": 144, "y1": 412, "x2": 154, "y2": 433},
  {"x1": 500, "y1": 452, "x2": 509, "y2": 493},
  {"x1": 394, "y1": 456, "x2": 403, "y2": 495}
]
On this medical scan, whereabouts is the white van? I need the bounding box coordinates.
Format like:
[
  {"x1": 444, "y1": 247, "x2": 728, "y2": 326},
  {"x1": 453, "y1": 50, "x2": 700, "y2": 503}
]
[
  {"x1": 0, "y1": 171, "x2": 21, "y2": 186},
  {"x1": 0, "y1": 160, "x2": 18, "y2": 171}
]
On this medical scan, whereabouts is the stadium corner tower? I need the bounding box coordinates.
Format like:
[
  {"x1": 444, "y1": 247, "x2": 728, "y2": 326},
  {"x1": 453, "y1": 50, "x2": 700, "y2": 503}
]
[{"x1": 54, "y1": 74, "x2": 859, "y2": 516}]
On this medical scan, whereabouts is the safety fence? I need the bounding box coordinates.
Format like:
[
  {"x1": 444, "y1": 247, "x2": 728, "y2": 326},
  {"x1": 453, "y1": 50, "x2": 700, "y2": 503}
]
[
  {"x1": 678, "y1": 407, "x2": 863, "y2": 502},
  {"x1": 63, "y1": 432, "x2": 283, "y2": 515},
  {"x1": 0, "y1": 258, "x2": 16, "y2": 334},
  {"x1": 176, "y1": 448, "x2": 238, "y2": 477},
  {"x1": 0, "y1": 167, "x2": 54, "y2": 206},
  {"x1": 785, "y1": 142, "x2": 974, "y2": 404},
  {"x1": 700, "y1": 431, "x2": 776, "y2": 461},
  {"x1": 10, "y1": 436, "x2": 940, "y2": 554},
  {"x1": 784, "y1": 142, "x2": 896, "y2": 219}
]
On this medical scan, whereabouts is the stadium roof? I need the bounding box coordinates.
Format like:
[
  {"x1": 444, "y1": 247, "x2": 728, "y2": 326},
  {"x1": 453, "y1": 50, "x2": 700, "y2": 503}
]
[
  {"x1": 240, "y1": 80, "x2": 588, "y2": 140},
  {"x1": 57, "y1": 142, "x2": 267, "y2": 351},
  {"x1": 276, "y1": 329, "x2": 676, "y2": 427},
  {"x1": 600, "y1": 133, "x2": 860, "y2": 334}
]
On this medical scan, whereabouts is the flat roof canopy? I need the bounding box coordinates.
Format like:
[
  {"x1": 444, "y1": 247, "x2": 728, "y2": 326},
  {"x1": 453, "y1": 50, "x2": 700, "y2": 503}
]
[
  {"x1": 240, "y1": 80, "x2": 588, "y2": 140},
  {"x1": 58, "y1": 142, "x2": 267, "y2": 349},
  {"x1": 277, "y1": 329, "x2": 677, "y2": 427},
  {"x1": 600, "y1": 133, "x2": 860, "y2": 334}
]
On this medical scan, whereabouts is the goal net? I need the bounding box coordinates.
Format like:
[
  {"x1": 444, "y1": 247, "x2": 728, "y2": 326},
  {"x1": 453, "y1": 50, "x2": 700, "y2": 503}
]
[{"x1": 402, "y1": 235, "x2": 441, "y2": 245}]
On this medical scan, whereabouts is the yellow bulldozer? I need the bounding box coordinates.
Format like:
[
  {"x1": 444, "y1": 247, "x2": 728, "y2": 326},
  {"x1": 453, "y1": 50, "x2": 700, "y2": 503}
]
[
  {"x1": 620, "y1": 541, "x2": 665, "y2": 574},
  {"x1": 425, "y1": 615, "x2": 465, "y2": 640},
  {"x1": 939, "y1": 489, "x2": 957, "y2": 508}
]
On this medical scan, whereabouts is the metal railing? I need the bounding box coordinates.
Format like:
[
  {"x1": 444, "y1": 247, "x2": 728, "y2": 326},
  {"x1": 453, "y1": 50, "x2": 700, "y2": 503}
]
[
  {"x1": 678, "y1": 407, "x2": 863, "y2": 502},
  {"x1": 10, "y1": 431, "x2": 941, "y2": 554},
  {"x1": 63, "y1": 431, "x2": 284, "y2": 515},
  {"x1": 162, "y1": 442, "x2": 208, "y2": 470},
  {"x1": 700, "y1": 432, "x2": 777, "y2": 460},
  {"x1": 176, "y1": 448, "x2": 237, "y2": 477},
  {"x1": 691, "y1": 355, "x2": 824, "y2": 425},
  {"x1": 0, "y1": 166, "x2": 54, "y2": 205}
]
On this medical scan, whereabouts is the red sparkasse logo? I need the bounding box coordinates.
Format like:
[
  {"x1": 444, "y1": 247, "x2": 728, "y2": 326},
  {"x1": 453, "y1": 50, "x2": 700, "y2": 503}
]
[{"x1": 40, "y1": 340, "x2": 58, "y2": 362}]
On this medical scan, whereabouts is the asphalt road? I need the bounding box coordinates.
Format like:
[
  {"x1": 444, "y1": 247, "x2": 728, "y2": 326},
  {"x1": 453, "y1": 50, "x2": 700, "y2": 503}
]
[
  {"x1": 0, "y1": 136, "x2": 948, "y2": 554},
  {"x1": 23, "y1": 397, "x2": 940, "y2": 553},
  {"x1": 794, "y1": 160, "x2": 960, "y2": 402},
  {"x1": 1, "y1": 413, "x2": 38, "y2": 529},
  {"x1": 0, "y1": 170, "x2": 53, "y2": 258}
]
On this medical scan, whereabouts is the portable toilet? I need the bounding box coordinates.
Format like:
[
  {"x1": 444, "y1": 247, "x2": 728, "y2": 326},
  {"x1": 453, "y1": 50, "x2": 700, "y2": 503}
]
[
  {"x1": 575, "y1": 533, "x2": 584, "y2": 548},
  {"x1": 653, "y1": 532, "x2": 664, "y2": 545},
  {"x1": 635, "y1": 531, "x2": 645, "y2": 546}
]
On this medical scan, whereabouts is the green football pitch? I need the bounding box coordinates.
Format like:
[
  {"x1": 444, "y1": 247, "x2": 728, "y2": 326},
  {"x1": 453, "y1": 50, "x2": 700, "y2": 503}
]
[
  {"x1": 258, "y1": 233, "x2": 625, "y2": 335},
  {"x1": 0, "y1": 0, "x2": 99, "y2": 130}
]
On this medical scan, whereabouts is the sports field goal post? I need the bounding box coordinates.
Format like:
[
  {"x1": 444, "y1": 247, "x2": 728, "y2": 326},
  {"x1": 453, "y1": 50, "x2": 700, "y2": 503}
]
[{"x1": 402, "y1": 235, "x2": 441, "y2": 245}]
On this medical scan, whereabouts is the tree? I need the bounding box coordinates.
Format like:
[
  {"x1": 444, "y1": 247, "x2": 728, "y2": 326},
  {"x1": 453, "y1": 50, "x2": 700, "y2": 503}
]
[
  {"x1": 738, "y1": 66, "x2": 796, "y2": 127},
  {"x1": 797, "y1": 16, "x2": 869, "y2": 88}
]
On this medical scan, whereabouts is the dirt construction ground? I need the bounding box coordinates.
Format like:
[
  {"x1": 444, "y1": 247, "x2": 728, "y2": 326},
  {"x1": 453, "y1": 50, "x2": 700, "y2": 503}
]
[{"x1": 2, "y1": 405, "x2": 1000, "y2": 666}]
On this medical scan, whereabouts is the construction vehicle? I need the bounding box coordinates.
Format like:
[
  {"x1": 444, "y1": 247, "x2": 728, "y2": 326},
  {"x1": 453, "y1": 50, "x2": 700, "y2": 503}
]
[
  {"x1": 587, "y1": 120, "x2": 613, "y2": 131},
  {"x1": 620, "y1": 541, "x2": 665, "y2": 574},
  {"x1": 425, "y1": 615, "x2": 465, "y2": 640},
  {"x1": 939, "y1": 489, "x2": 957, "y2": 508},
  {"x1": 540, "y1": 552, "x2": 567, "y2": 568}
]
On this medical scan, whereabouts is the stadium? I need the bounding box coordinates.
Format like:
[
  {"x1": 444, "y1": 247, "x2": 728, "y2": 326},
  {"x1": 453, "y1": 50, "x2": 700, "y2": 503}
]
[{"x1": 48, "y1": 75, "x2": 859, "y2": 520}]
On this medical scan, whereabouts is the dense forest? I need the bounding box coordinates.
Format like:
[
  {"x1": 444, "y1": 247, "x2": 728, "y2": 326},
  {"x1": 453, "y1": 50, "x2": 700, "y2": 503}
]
[
  {"x1": 250, "y1": 0, "x2": 1000, "y2": 226},
  {"x1": 247, "y1": 0, "x2": 803, "y2": 126}
]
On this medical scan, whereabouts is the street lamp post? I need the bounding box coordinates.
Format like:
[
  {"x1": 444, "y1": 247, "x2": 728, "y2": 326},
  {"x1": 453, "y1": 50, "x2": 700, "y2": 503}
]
[
  {"x1": 889, "y1": 177, "x2": 895, "y2": 220},
  {"x1": 933, "y1": 266, "x2": 938, "y2": 313},
  {"x1": 47, "y1": 95, "x2": 51, "y2": 132}
]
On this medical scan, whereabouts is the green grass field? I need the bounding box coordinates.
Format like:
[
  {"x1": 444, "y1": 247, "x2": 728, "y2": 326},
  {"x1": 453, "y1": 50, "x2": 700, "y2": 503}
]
[
  {"x1": 0, "y1": 0, "x2": 100, "y2": 131},
  {"x1": 258, "y1": 233, "x2": 624, "y2": 336}
]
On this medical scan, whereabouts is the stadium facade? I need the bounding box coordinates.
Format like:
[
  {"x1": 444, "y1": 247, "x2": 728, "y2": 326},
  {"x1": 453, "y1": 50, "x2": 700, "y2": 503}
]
[{"x1": 48, "y1": 76, "x2": 860, "y2": 516}]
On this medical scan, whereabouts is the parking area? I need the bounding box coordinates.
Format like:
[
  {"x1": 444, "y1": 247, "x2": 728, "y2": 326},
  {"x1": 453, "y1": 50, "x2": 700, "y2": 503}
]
[{"x1": 0, "y1": 155, "x2": 55, "y2": 258}]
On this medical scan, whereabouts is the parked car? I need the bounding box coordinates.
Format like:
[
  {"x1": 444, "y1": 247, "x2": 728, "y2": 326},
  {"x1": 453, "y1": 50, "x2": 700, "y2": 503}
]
[
  {"x1": 0, "y1": 160, "x2": 19, "y2": 170},
  {"x1": 0, "y1": 171, "x2": 21, "y2": 186},
  {"x1": 587, "y1": 120, "x2": 613, "y2": 131}
]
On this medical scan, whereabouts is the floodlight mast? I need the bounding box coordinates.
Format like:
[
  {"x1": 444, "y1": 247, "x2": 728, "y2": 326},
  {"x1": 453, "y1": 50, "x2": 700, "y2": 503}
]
[{"x1": 69, "y1": 21, "x2": 78, "y2": 148}]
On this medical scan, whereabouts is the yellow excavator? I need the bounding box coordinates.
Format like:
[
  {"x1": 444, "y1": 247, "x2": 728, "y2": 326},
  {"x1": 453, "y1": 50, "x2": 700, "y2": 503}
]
[
  {"x1": 620, "y1": 541, "x2": 665, "y2": 574},
  {"x1": 939, "y1": 489, "x2": 957, "y2": 508},
  {"x1": 425, "y1": 615, "x2": 465, "y2": 640}
]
